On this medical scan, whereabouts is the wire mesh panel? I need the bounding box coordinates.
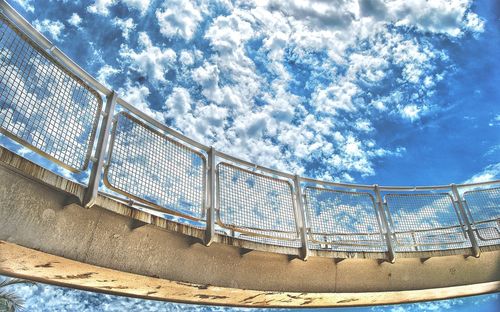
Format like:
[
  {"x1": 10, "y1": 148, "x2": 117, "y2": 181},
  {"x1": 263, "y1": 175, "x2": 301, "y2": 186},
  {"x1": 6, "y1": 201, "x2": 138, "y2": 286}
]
[
  {"x1": 0, "y1": 15, "x2": 102, "y2": 171},
  {"x1": 216, "y1": 162, "x2": 300, "y2": 247},
  {"x1": 304, "y1": 187, "x2": 386, "y2": 252},
  {"x1": 385, "y1": 193, "x2": 470, "y2": 251},
  {"x1": 463, "y1": 187, "x2": 500, "y2": 245},
  {"x1": 104, "y1": 112, "x2": 206, "y2": 221}
]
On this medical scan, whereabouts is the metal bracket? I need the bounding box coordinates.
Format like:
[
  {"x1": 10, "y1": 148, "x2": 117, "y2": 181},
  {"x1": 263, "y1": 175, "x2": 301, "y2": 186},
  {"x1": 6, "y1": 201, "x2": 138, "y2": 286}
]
[
  {"x1": 239, "y1": 248, "x2": 253, "y2": 256},
  {"x1": 129, "y1": 219, "x2": 148, "y2": 230},
  {"x1": 293, "y1": 175, "x2": 310, "y2": 261},
  {"x1": 374, "y1": 185, "x2": 396, "y2": 263},
  {"x1": 83, "y1": 91, "x2": 118, "y2": 208},
  {"x1": 451, "y1": 184, "x2": 480, "y2": 258},
  {"x1": 204, "y1": 147, "x2": 216, "y2": 246}
]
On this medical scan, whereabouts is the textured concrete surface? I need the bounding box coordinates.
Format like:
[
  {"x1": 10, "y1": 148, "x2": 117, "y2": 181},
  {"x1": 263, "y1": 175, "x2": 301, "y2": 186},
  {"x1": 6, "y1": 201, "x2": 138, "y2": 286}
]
[
  {"x1": 0, "y1": 147, "x2": 499, "y2": 306},
  {"x1": 1, "y1": 241, "x2": 499, "y2": 308}
]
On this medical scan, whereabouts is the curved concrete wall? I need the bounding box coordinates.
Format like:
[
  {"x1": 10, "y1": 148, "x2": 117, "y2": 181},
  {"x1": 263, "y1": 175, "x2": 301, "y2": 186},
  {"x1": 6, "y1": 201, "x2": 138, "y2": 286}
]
[{"x1": 0, "y1": 147, "x2": 499, "y2": 307}]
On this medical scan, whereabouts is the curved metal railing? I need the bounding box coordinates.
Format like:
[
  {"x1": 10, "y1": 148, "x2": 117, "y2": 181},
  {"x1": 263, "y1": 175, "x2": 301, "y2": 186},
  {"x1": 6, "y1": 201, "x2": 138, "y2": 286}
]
[{"x1": 0, "y1": 0, "x2": 498, "y2": 262}]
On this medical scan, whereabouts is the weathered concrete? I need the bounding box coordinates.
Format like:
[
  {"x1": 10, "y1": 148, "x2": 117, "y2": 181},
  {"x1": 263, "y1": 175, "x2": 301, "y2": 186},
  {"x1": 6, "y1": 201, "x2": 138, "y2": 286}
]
[
  {"x1": 1, "y1": 241, "x2": 498, "y2": 308},
  {"x1": 0, "y1": 146, "x2": 499, "y2": 306}
]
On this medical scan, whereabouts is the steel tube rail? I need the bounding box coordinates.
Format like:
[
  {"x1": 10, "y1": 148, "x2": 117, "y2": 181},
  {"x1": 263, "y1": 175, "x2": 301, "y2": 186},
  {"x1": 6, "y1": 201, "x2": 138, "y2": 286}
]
[
  {"x1": 451, "y1": 184, "x2": 481, "y2": 257},
  {"x1": 215, "y1": 150, "x2": 295, "y2": 180},
  {"x1": 83, "y1": 91, "x2": 118, "y2": 208}
]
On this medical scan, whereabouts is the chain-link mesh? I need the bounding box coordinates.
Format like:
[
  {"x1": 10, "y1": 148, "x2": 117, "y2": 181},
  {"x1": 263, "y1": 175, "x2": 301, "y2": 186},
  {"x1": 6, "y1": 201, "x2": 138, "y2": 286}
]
[
  {"x1": 304, "y1": 187, "x2": 386, "y2": 252},
  {"x1": 216, "y1": 162, "x2": 300, "y2": 246},
  {"x1": 385, "y1": 193, "x2": 470, "y2": 251},
  {"x1": 105, "y1": 112, "x2": 206, "y2": 221},
  {"x1": 463, "y1": 187, "x2": 500, "y2": 245},
  {"x1": 0, "y1": 15, "x2": 102, "y2": 171}
]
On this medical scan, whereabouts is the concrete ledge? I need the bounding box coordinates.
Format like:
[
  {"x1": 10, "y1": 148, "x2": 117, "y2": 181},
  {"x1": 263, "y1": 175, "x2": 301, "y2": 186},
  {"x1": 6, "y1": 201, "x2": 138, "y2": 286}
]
[{"x1": 1, "y1": 241, "x2": 498, "y2": 308}]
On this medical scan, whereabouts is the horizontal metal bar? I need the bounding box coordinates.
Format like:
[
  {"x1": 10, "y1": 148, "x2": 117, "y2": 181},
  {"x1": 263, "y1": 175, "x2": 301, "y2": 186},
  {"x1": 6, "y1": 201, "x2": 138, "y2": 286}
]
[{"x1": 215, "y1": 150, "x2": 295, "y2": 179}]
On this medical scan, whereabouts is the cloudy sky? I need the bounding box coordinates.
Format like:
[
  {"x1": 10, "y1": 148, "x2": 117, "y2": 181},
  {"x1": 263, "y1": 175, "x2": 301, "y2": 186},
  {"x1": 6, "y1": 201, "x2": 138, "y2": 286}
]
[
  {"x1": 2, "y1": 0, "x2": 499, "y2": 310},
  {"x1": 9, "y1": 0, "x2": 499, "y2": 186}
]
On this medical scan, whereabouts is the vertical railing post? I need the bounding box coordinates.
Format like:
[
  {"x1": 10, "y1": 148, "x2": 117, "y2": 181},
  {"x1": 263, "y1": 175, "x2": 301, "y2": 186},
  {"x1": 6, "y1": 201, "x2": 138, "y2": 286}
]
[
  {"x1": 83, "y1": 91, "x2": 117, "y2": 208},
  {"x1": 451, "y1": 184, "x2": 480, "y2": 258},
  {"x1": 374, "y1": 185, "x2": 396, "y2": 263},
  {"x1": 204, "y1": 147, "x2": 216, "y2": 246},
  {"x1": 293, "y1": 175, "x2": 310, "y2": 261}
]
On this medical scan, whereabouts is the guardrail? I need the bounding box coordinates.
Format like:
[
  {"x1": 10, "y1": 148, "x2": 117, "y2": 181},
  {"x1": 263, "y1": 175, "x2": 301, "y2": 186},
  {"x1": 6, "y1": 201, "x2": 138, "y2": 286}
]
[{"x1": 0, "y1": 0, "x2": 498, "y2": 262}]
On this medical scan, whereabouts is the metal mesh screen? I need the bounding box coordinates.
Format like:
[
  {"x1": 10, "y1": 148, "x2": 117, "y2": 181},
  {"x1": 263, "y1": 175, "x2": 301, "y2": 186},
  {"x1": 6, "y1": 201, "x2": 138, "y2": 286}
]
[
  {"x1": 0, "y1": 15, "x2": 102, "y2": 171},
  {"x1": 304, "y1": 187, "x2": 386, "y2": 252},
  {"x1": 105, "y1": 112, "x2": 206, "y2": 221},
  {"x1": 463, "y1": 187, "x2": 500, "y2": 245},
  {"x1": 216, "y1": 162, "x2": 299, "y2": 246},
  {"x1": 385, "y1": 193, "x2": 470, "y2": 251}
]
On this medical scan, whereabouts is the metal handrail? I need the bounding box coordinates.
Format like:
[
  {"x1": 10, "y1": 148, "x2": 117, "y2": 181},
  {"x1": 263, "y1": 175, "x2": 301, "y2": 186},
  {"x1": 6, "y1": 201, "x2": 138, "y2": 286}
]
[{"x1": 0, "y1": 0, "x2": 499, "y2": 262}]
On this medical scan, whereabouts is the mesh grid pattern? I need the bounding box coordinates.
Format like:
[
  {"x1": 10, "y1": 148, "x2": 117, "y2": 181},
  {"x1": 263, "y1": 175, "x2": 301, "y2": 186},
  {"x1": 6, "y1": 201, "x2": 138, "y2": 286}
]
[
  {"x1": 385, "y1": 193, "x2": 470, "y2": 251},
  {"x1": 105, "y1": 112, "x2": 206, "y2": 220},
  {"x1": 216, "y1": 162, "x2": 299, "y2": 246},
  {"x1": 304, "y1": 187, "x2": 386, "y2": 252},
  {"x1": 463, "y1": 187, "x2": 500, "y2": 245},
  {"x1": 0, "y1": 15, "x2": 102, "y2": 171}
]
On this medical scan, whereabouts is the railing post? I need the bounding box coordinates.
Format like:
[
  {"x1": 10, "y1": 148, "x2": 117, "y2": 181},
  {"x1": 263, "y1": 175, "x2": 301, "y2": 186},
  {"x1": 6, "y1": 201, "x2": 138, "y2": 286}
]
[
  {"x1": 204, "y1": 147, "x2": 216, "y2": 246},
  {"x1": 451, "y1": 184, "x2": 480, "y2": 258},
  {"x1": 83, "y1": 91, "x2": 117, "y2": 208},
  {"x1": 293, "y1": 175, "x2": 310, "y2": 261},
  {"x1": 374, "y1": 185, "x2": 396, "y2": 263}
]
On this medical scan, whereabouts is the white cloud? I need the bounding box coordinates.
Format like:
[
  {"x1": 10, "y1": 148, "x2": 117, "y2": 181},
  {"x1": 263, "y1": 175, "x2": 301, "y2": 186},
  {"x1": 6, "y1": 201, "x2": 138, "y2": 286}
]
[
  {"x1": 88, "y1": 0, "x2": 150, "y2": 16},
  {"x1": 400, "y1": 104, "x2": 422, "y2": 122},
  {"x1": 118, "y1": 80, "x2": 164, "y2": 122},
  {"x1": 12, "y1": 0, "x2": 34, "y2": 12},
  {"x1": 464, "y1": 163, "x2": 500, "y2": 184},
  {"x1": 388, "y1": 0, "x2": 484, "y2": 37},
  {"x1": 179, "y1": 50, "x2": 195, "y2": 66},
  {"x1": 67, "y1": 13, "x2": 82, "y2": 27},
  {"x1": 33, "y1": 19, "x2": 65, "y2": 41},
  {"x1": 155, "y1": 0, "x2": 205, "y2": 40},
  {"x1": 489, "y1": 115, "x2": 500, "y2": 127},
  {"x1": 87, "y1": 0, "x2": 115, "y2": 16},
  {"x1": 120, "y1": 32, "x2": 176, "y2": 83},
  {"x1": 464, "y1": 12, "x2": 485, "y2": 36},
  {"x1": 97, "y1": 64, "x2": 120, "y2": 86},
  {"x1": 122, "y1": 0, "x2": 150, "y2": 14},
  {"x1": 113, "y1": 17, "x2": 136, "y2": 40},
  {"x1": 164, "y1": 87, "x2": 192, "y2": 118}
]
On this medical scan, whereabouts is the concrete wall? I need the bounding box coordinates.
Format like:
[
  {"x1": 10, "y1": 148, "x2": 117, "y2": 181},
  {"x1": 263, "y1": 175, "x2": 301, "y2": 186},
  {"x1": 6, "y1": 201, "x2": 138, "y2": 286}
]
[{"x1": 0, "y1": 147, "x2": 499, "y2": 306}]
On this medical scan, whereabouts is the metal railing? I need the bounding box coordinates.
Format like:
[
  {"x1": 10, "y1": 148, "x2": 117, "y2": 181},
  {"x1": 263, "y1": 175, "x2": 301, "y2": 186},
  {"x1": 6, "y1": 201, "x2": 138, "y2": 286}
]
[{"x1": 0, "y1": 0, "x2": 498, "y2": 262}]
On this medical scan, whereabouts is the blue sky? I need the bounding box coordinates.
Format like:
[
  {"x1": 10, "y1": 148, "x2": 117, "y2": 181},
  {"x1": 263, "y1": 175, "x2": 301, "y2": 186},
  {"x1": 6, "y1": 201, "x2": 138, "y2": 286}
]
[
  {"x1": 8, "y1": 0, "x2": 499, "y2": 186},
  {"x1": 1, "y1": 0, "x2": 499, "y2": 310}
]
